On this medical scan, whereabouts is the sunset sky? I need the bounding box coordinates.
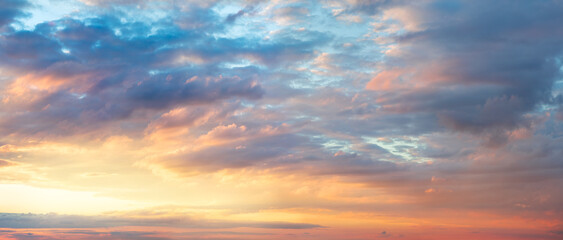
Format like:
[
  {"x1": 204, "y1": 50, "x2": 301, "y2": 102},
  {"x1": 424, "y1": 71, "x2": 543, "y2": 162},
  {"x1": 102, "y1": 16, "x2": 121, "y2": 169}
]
[{"x1": 1, "y1": 0, "x2": 563, "y2": 239}]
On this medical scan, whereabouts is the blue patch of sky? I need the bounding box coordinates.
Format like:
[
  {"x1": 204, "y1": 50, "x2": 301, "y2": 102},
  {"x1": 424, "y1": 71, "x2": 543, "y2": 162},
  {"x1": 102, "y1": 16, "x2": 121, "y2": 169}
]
[
  {"x1": 321, "y1": 138, "x2": 354, "y2": 154},
  {"x1": 211, "y1": 1, "x2": 384, "y2": 92},
  {"x1": 15, "y1": 0, "x2": 83, "y2": 30},
  {"x1": 363, "y1": 136, "x2": 431, "y2": 163}
]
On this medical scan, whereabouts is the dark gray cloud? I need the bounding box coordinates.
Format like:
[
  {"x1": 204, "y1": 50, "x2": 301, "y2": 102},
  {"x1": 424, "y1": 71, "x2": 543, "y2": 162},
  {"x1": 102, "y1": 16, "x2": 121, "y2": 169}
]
[
  {"x1": 0, "y1": 30, "x2": 65, "y2": 69},
  {"x1": 0, "y1": 0, "x2": 28, "y2": 28},
  {"x1": 225, "y1": 5, "x2": 255, "y2": 23},
  {"x1": 0, "y1": 213, "x2": 189, "y2": 228},
  {"x1": 0, "y1": 212, "x2": 323, "y2": 229},
  {"x1": 159, "y1": 132, "x2": 320, "y2": 173},
  {"x1": 371, "y1": 0, "x2": 563, "y2": 138},
  {"x1": 334, "y1": 0, "x2": 394, "y2": 16},
  {"x1": 0, "y1": 229, "x2": 280, "y2": 240},
  {"x1": 3, "y1": 231, "x2": 172, "y2": 240},
  {"x1": 0, "y1": 6, "x2": 329, "y2": 137}
]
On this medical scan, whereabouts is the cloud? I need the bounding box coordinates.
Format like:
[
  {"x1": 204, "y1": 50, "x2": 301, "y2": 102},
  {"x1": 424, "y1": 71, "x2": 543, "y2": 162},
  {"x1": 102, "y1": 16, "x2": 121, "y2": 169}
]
[
  {"x1": 3, "y1": 230, "x2": 173, "y2": 240},
  {"x1": 0, "y1": 212, "x2": 323, "y2": 229},
  {"x1": 225, "y1": 5, "x2": 255, "y2": 23},
  {"x1": 367, "y1": 0, "x2": 563, "y2": 137},
  {"x1": 330, "y1": 0, "x2": 394, "y2": 16},
  {"x1": 0, "y1": 229, "x2": 282, "y2": 240},
  {"x1": 0, "y1": 1, "x2": 335, "y2": 139},
  {"x1": 152, "y1": 132, "x2": 315, "y2": 174},
  {"x1": 0, "y1": 0, "x2": 29, "y2": 28},
  {"x1": 272, "y1": 6, "x2": 310, "y2": 25},
  {"x1": 0, "y1": 159, "x2": 13, "y2": 166},
  {"x1": 0, "y1": 1, "x2": 563, "y2": 238},
  {"x1": 0, "y1": 11, "x2": 323, "y2": 137}
]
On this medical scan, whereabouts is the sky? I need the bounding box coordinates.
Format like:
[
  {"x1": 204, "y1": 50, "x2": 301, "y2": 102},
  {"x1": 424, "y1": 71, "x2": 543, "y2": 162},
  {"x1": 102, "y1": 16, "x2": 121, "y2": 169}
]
[{"x1": 0, "y1": 0, "x2": 563, "y2": 239}]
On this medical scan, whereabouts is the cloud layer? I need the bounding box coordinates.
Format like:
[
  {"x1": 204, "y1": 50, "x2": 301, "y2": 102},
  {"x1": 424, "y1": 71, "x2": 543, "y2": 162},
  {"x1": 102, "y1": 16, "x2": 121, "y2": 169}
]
[{"x1": 1, "y1": 0, "x2": 563, "y2": 239}]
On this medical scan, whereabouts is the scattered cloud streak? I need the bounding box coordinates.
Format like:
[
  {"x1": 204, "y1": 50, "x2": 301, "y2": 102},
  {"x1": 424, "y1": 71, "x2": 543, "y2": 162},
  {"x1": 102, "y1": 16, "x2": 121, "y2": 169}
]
[{"x1": 0, "y1": 213, "x2": 323, "y2": 229}]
